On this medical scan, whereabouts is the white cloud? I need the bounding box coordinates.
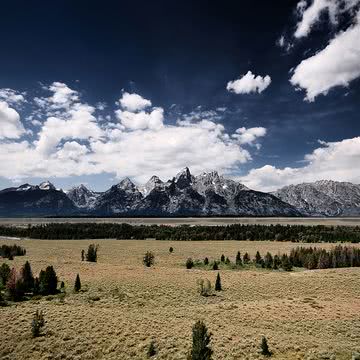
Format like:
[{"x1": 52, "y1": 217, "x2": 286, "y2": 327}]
[
  {"x1": 0, "y1": 83, "x2": 267, "y2": 183},
  {"x1": 294, "y1": 0, "x2": 359, "y2": 38},
  {"x1": 232, "y1": 127, "x2": 267, "y2": 146},
  {"x1": 240, "y1": 137, "x2": 360, "y2": 191},
  {"x1": 290, "y1": 11, "x2": 360, "y2": 101},
  {"x1": 0, "y1": 89, "x2": 26, "y2": 105},
  {"x1": 0, "y1": 101, "x2": 25, "y2": 139},
  {"x1": 119, "y1": 92, "x2": 151, "y2": 112},
  {"x1": 227, "y1": 71, "x2": 271, "y2": 94},
  {"x1": 116, "y1": 107, "x2": 164, "y2": 131}
]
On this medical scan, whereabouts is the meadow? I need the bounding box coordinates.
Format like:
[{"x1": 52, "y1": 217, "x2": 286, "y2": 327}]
[{"x1": 1, "y1": 239, "x2": 360, "y2": 360}]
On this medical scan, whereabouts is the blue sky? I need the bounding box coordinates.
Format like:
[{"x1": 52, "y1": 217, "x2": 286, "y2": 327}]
[{"x1": 0, "y1": 0, "x2": 359, "y2": 192}]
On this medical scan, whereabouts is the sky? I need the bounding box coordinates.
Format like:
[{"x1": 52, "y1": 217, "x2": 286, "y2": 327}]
[{"x1": 0, "y1": 0, "x2": 360, "y2": 192}]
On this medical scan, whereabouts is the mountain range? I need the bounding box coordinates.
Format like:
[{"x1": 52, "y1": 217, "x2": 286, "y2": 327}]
[{"x1": 0, "y1": 168, "x2": 359, "y2": 217}]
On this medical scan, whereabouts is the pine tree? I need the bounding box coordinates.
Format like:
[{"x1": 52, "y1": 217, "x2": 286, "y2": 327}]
[
  {"x1": 189, "y1": 320, "x2": 213, "y2": 360},
  {"x1": 147, "y1": 341, "x2": 157, "y2": 357},
  {"x1": 215, "y1": 273, "x2": 222, "y2": 291},
  {"x1": 74, "y1": 274, "x2": 81, "y2": 292},
  {"x1": 255, "y1": 251, "x2": 262, "y2": 265},
  {"x1": 169, "y1": 247, "x2": 174, "y2": 253},
  {"x1": 143, "y1": 251, "x2": 155, "y2": 267},
  {"x1": 39, "y1": 266, "x2": 58, "y2": 295},
  {"x1": 31, "y1": 310, "x2": 45, "y2": 338},
  {"x1": 243, "y1": 252, "x2": 250, "y2": 264},
  {"x1": 281, "y1": 254, "x2": 293, "y2": 271},
  {"x1": 21, "y1": 261, "x2": 34, "y2": 293},
  {"x1": 260, "y1": 336, "x2": 271, "y2": 356},
  {"x1": 236, "y1": 251, "x2": 242, "y2": 266},
  {"x1": 6, "y1": 268, "x2": 24, "y2": 301},
  {"x1": 81, "y1": 249, "x2": 85, "y2": 261},
  {"x1": 204, "y1": 257, "x2": 209, "y2": 265},
  {"x1": 0, "y1": 263, "x2": 11, "y2": 286},
  {"x1": 186, "y1": 258, "x2": 194, "y2": 269},
  {"x1": 220, "y1": 254, "x2": 225, "y2": 263},
  {"x1": 212, "y1": 262, "x2": 218, "y2": 271},
  {"x1": 86, "y1": 244, "x2": 98, "y2": 262},
  {"x1": 264, "y1": 253, "x2": 273, "y2": 269}
]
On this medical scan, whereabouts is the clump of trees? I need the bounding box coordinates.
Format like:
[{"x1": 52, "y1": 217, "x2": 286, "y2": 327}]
[
  {"x1": 188, "y1": 320, "x2": 213, "y2": 360},
  {"x1": 143, "y1": 251, "x2": 155, "y2": 267},
  {"x1": 86, "y1": 244, "x2": 99, "y2": 262},
  {"x1": 0, "y1": 244, "x2": 26, "y2": 259},
  {"x1": 0, "y1": 261, "x2": 60, "y2": 302},
  {"x1": 2, "y1": 223, "x2": 360, "y2": 243}
]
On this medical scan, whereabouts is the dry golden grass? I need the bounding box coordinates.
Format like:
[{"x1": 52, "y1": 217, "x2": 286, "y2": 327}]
[{"x1": 1, "y1": 239, "x2": 360, "y2": 360}]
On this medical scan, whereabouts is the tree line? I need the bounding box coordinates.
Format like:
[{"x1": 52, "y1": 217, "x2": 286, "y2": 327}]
[
  {"x1": 0, "y1": 244, "x2": 26, "y2": 259},
  {"x1": 1, "y1": 223, "x2": 360, "y2": 242}
]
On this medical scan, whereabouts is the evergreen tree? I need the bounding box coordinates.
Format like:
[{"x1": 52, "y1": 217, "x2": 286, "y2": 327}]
[
  {"x1": 260, "y1": 336, "x2": 271, "y2": 356},
  {"x1": 74, "y1": 274, "x2": 81, "y2": 292},
  {"x1": 86, "y1": 244, "x2": 98, "y2": 262},
  {"x1": 189, "y1": 320, "x2": 213, "y2": 360},
  {"x1": 225, "y1": 257, "x2": 230, "y2": 265},
  {"x1": 31, "y1": 310, "x2": 45, "y2": 338},
  {"x1": 204, "y1": 257, "x2": 209, "y2": 266},
  {"x1": 243, "y1": 252, "x2": 250, "y2": 264},
  {"x1": 215, "y1": 273, "x2": 222, "y2": 291},
  {"x1": 21, "y1": 261, "x2": 34, "y2": 293},
  {"x1": 264, "y1": 253, "x2": 273, "y2": 269},
  {"x1": 0, "y1": 263, "x2": 11, "y2": 286},
  {"x1": 81, "y1": 249, "x2": 85, "y2": 261},
  {"x1": 147, "y1": 341, "x2": 157, "y2": 357},
  {"x1": 143, "y1": 251, "x2": 155, "y2": 267},
  {"x1": 6, "y1": 268, "x2": 24, "y2": 301},
  {"x1": 212, "y1": 262, "x2": 218, "y2": 271},
  {"x1": 236, "y1": 251, "x2": 242, "y2": 266},
  {"x1": 255, "y1": 251, "x2": 262, "y2": 265},
  {"x1": 273, "y1": 255, "x2": 281, "y2": 270},
  {"x1": 169, "y1": 247, "x2": 174, "y2": 253},
  {"x1": 33, "y1": 277, "x2": 40, "y2": 295},
  {"x1": 281, "y1": 254, "x2": 293, "y2": 271},
  {"x1": 220, "y1": 254, "x2": 225, "y2": 263},
  {"x1": 39, "y1": 266, "x2": 58, "y2": 295},
  {"x1": 186, "y1": 258, "x2": 194, "y2": 269}
]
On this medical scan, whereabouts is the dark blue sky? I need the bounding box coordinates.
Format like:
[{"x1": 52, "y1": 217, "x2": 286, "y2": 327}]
[{"x1": 0, "y1": 0, "x2": 359, "y2": 191}]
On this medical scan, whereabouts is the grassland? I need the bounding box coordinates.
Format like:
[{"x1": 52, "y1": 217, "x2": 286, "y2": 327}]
[{"x1": 1, "y1": 239, "x2": 360, "y2": 360}]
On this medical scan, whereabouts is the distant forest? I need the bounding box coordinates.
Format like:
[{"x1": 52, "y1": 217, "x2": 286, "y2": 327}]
[{"x1": 1, "y1": 223, "x2": 360, "y2": 242}]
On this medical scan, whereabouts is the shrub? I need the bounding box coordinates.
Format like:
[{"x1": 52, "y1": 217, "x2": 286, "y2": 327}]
[
  {"x1": 260, "y1": 336, "x2": 271, "y2": 356},
  {"x1": 281, "y1": 254, "x2": 293, "y2": 271},
  {"x1": 186, "y1": 258, "x2": 194, "y2": 269},
  {"x1": 243, "y1": 252, "x2": 250, "y2": 264},
  {"x1": 189, "y1": 320, "x2": 213, "y2": 360},
  {"x1": 264, "y1": 253, "x2": 273, "y2": 269},
  {"x1": 81, "y1": 249, "x2": 85, "y2": 261},
  {"x1": 0, "y1": 263, "x2": 11, "y2": 286},
  {"x1": 31, "y1": 310, "x2": 45, "y2": 338},
  {"x1": 74, "y1": 274, "x2": 81, "y2": 292},
  {"x1": 255, "y1": 251, "x2": 262, "y2": 265},
  {"x1": 225, "y1": 257, "x2": 230, "y2": 265},
  {"x1": 169, "y1": 247, "x2": 174, "y2": 253},
  {"x1": 143, "y1": 251, "x2": 155, "y2": 267},
  {"x1": 147, "y1": 340, "x2": 157, "y2": 358},
  {"x1": 86, "y1": 244, "x2": 99, "y2": 262},
  {"x1": 220, "y1": 254, "x2": 225, "y2": 263},
  {"x1": 21, "y1": 261, "x2": 34, "y2": 293},
  {"x1": 215, "y1": 273, "x2": 222, "y2": 291},
  {"x1": 236, "y1": 251, "x2": 242, "y2": 266},
  {"x1": 212, "y1": 262, "x2": 218, "y2": 271},
  {"x1": 204, "y1": 257, "x2": 209, "y2": 265},
  {"x1": 39, "y1": 266, "x2": 58, "y2": 295},
  {"x1": 197, "y1": 279, "x2": 212, "y2": 297},
  {"x1": 60, "y1": 281, "x2": 65, "y2": 291}
]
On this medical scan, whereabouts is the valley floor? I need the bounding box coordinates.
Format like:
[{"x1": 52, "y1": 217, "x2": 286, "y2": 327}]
[{"x1": 1, "y1": 239, "x2": 360, "y2": 359}]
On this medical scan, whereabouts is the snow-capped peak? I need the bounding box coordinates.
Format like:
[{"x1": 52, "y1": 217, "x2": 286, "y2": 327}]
[{"x1": 39, "y1": 181, "x2": 56, "y2": 190}]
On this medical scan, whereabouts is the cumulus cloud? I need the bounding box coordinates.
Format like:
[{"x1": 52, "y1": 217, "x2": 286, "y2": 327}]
[
  {"x1": 290, "y1": 11, "x2": 360, "y2": 101},
  {"x1": 0, "y1": 101, "x2": 25, "y2": 139},
  {"x1": 294, "y1": 0, "x2": 359, "y2": 38},
  {"x1": 119, "y1": 92, "x2": 152, "y2": 112},
  {"x1": 227, "y1": 71, "x2": 271, "y2": 94},
  {"x1": 0, "y1": 83, "x2": 267, "y2": 183},
  {"x1": 116, "y1": 107, "x2": 164, "y2": 131},
  {"x1": 0, "y1": 89, "x2": 26, "y2": 105},
  {"x1": 239, "y1": 137, "x2": 360, "y2": 191}
]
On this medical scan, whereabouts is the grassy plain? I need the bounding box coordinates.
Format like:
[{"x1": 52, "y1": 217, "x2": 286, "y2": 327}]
[{"x1": 1, "y1": 239, "x2": 360, "y2": 360}]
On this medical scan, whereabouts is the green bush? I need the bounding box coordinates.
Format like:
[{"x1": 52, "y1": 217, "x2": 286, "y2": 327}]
[
  {"x1": 86, "y1": 244, "x2": 99, "y2": 262},
  {"x1": 186, "y1": 258, "x2": 194, "y2": 269},
  {"x1": 143, "y1": 251, "x2": 155, "y2": 267},
  {"x1": 188, "y1": 320, "x2": 212, "y2": 360},
  {"x1": 31, "y1": 310, "x2": 45, "y2": 338}
]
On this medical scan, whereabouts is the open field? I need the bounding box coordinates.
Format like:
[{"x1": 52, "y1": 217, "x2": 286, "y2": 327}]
[
  {"x1": 1, "y1": 217, "x2": 360, "y2": 227},
  {"x1": 1, "y1": 239, "x2": 360, "y2": 360}
]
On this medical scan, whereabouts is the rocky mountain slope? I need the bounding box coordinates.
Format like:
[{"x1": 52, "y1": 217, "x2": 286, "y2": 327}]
[
  {"x1": 0, "y1": 181, "x2": 76, "y2": 216},
  {"x1": 274, "y1": 180, "x2": 360, "y2": 216}
]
